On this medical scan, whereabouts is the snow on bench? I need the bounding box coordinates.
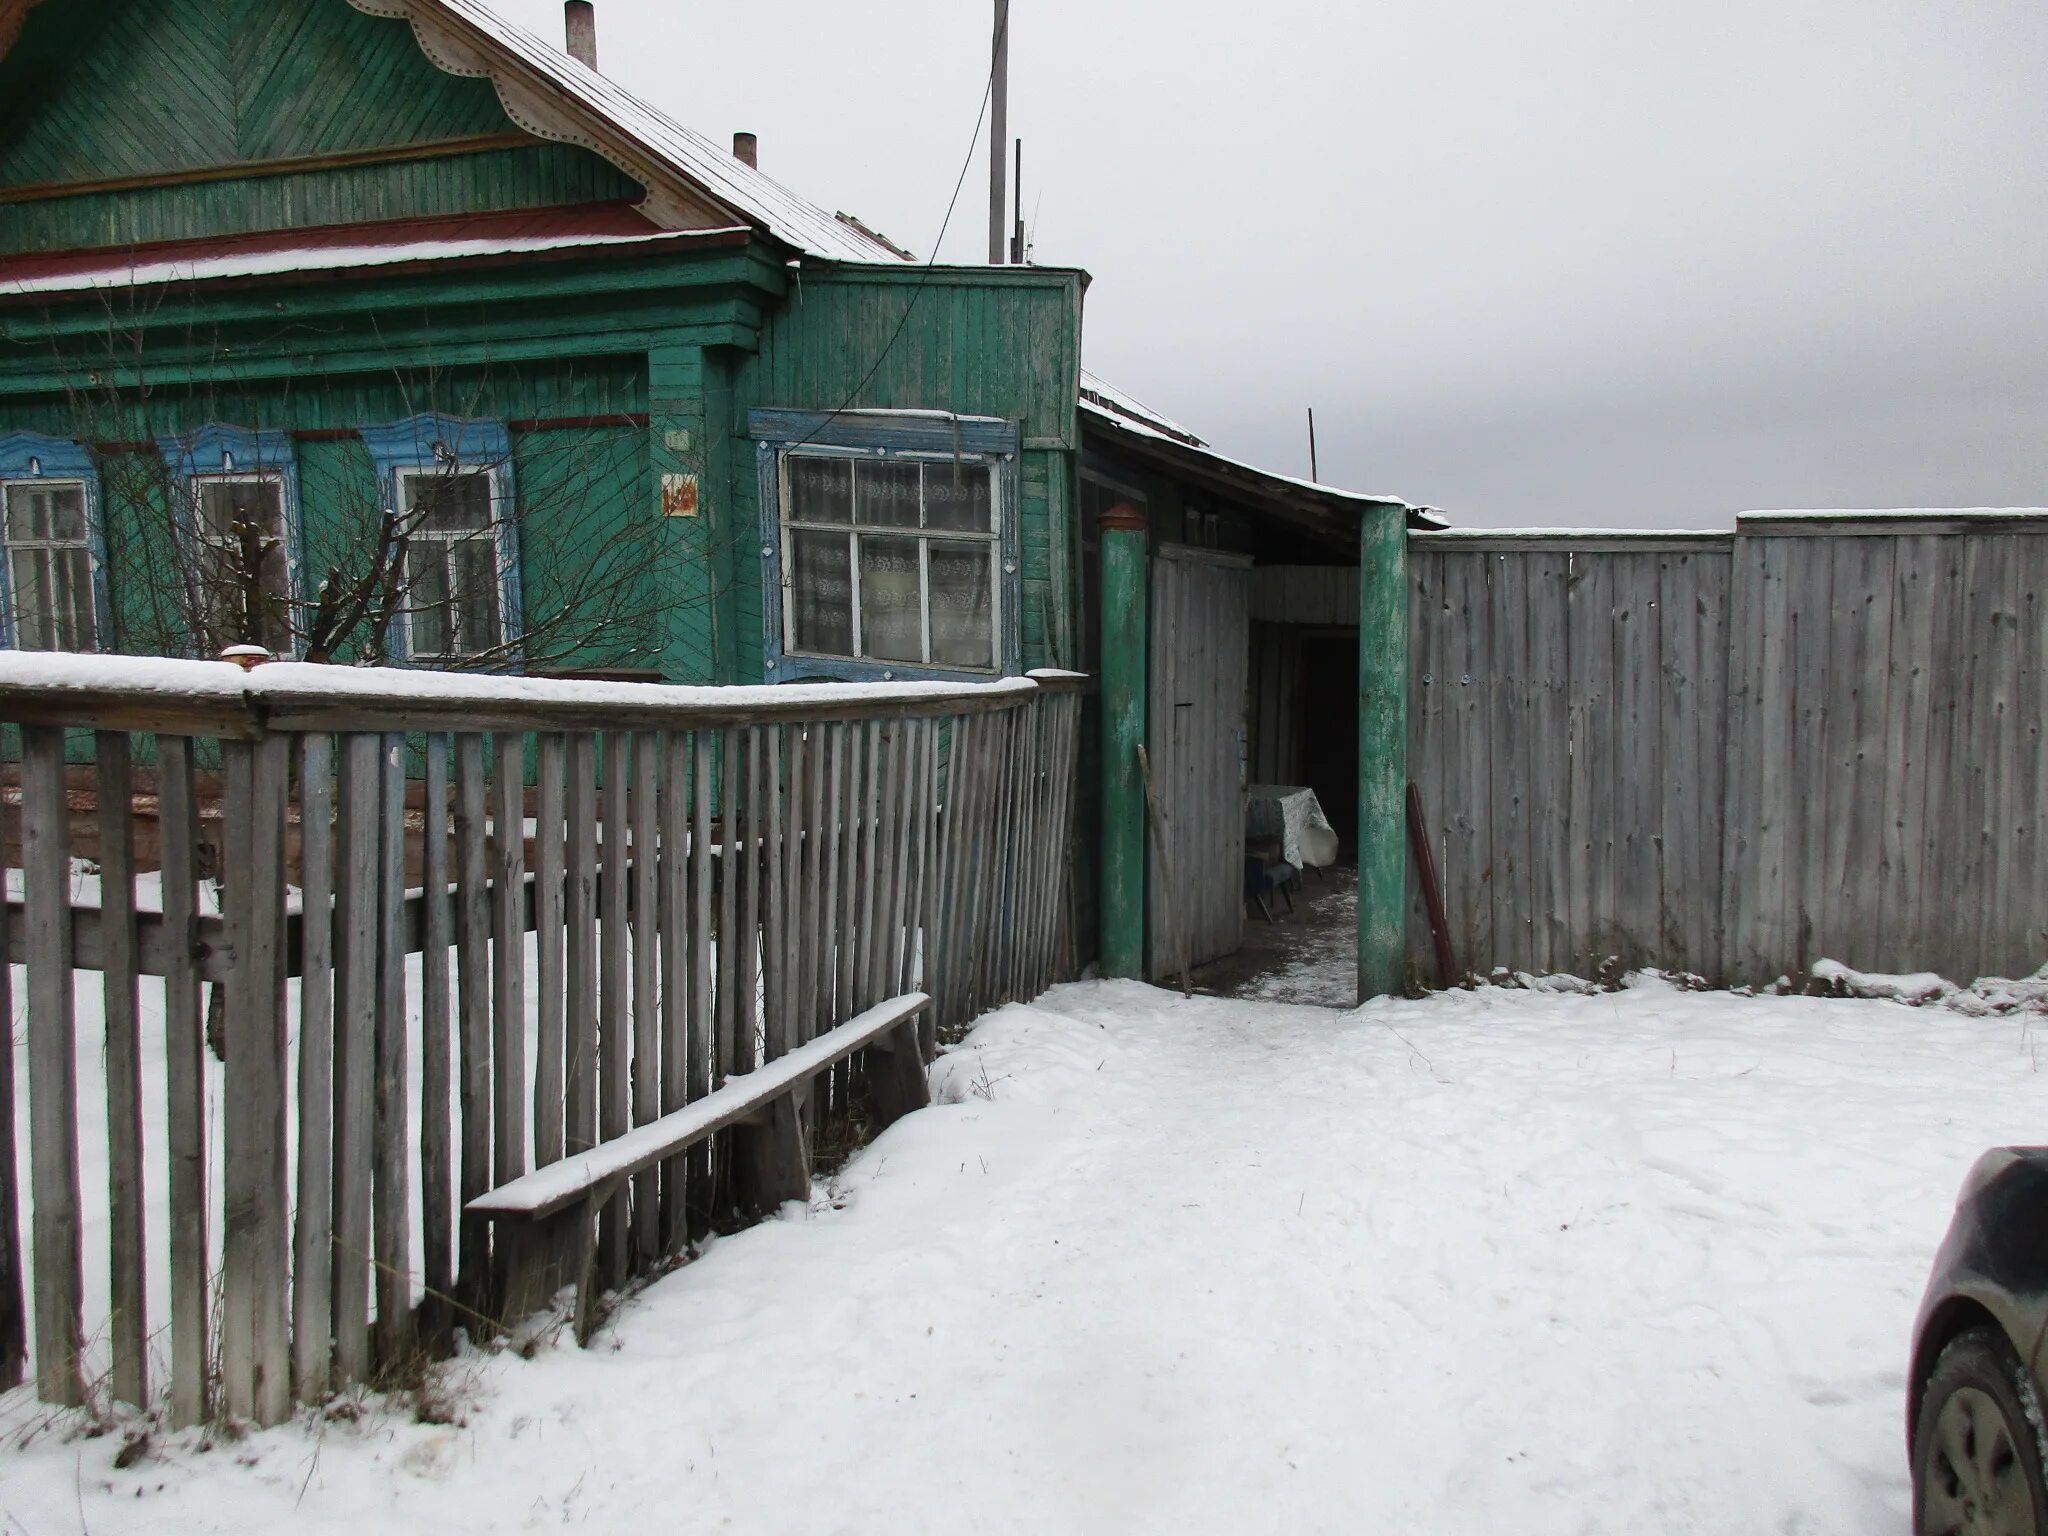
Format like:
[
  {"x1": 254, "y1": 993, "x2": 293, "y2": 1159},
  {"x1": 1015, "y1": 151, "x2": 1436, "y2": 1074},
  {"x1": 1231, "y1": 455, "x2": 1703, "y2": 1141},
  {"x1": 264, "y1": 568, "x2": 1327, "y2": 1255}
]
[
  {"x1": 470, "y1": 992, "x2": 931, "y2": 1224},
  {"x1": 472, "y1": 993, "x2": 933, "y2": 1338}
]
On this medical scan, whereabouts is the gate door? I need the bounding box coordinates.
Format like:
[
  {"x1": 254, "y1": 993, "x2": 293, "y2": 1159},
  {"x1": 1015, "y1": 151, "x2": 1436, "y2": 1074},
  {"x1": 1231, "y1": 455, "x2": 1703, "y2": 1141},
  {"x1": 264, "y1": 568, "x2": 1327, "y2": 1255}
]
[{"x1": 1147, "y1": 544, "x2": 1252, "y2": 981}]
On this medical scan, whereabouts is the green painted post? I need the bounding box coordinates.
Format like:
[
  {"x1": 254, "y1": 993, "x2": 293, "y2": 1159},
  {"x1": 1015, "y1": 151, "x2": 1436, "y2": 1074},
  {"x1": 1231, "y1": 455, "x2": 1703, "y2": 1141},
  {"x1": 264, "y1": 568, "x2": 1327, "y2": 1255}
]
[
  {"x1": 1097, "y1": 501, "x2": 1149, "y2": 980},
  {"x1": 1358, "y1": 500, "x2": 1410, "y2": 1001}
]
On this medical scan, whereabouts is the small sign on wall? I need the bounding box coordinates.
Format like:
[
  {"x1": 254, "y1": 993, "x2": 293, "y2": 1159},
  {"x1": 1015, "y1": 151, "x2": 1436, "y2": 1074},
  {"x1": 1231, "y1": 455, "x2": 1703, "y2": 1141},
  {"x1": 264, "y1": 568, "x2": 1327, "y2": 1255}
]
[{"x1": 662, "y1": 472, "x2": 699, "y2": 518}]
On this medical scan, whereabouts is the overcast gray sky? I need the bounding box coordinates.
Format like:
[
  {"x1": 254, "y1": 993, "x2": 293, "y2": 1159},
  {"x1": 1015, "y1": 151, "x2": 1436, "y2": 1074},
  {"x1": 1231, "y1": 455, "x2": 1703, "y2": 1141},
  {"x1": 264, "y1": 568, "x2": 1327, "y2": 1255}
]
[{"x1": 497, "y1": 0, "x2": 2048, "y2": 526}]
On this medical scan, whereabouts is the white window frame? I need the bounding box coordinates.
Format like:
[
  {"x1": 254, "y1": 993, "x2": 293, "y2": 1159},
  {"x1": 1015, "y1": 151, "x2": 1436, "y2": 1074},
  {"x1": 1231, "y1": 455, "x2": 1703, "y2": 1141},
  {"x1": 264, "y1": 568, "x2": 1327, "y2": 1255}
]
[
  {"x1": 394, "y1": 461, "x2": 516, "y2": 664},
  {"x1": 0, "y1": 475, "x2": 103, "y2": 652},
  {"x1": 776, "y1": 447, "x2": 1004, "y2": 674},
  {"x1": 187, "y1": 468, "x2": 296, "y2": 653}
]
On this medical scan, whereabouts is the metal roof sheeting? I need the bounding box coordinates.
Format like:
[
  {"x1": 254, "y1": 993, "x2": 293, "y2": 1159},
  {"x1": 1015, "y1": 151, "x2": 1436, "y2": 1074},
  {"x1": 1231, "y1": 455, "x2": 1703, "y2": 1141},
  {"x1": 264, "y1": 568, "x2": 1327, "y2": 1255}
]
[{"x1": 402, "y1": 0, "x2": 913, "y2": 264}]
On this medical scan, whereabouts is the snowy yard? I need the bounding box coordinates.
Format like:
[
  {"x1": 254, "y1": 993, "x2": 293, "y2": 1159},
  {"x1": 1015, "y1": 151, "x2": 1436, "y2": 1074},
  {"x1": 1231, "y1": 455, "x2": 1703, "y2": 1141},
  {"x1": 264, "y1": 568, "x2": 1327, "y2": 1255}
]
[{"x1": 7, "y1": 975, "x2": 2048, "y2": 1533}]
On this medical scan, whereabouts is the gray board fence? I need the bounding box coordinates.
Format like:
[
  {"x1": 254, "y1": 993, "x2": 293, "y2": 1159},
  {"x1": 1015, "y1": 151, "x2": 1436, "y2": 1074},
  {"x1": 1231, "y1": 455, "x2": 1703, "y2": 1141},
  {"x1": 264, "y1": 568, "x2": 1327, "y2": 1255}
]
[
  {"x1": 1407, "y1": 513, "x2": 2048, "y2": 986},
  {"x1": 0, "y1": 659, "x2": 1083, "y2": 1425}
]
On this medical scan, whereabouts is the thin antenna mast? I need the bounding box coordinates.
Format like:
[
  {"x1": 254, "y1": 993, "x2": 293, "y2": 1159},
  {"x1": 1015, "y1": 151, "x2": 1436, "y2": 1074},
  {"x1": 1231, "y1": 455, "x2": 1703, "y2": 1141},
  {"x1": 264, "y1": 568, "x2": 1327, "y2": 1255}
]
[
  {"x1": 1010, "y1": 139, "x2": 1025, "y2": 263},
  {"x1": 1307, "y1": 407, "x2": 1319, "y2": 482},
  {"x1": 988, "y1": 1, "x2": 1010, "y2": 263}
]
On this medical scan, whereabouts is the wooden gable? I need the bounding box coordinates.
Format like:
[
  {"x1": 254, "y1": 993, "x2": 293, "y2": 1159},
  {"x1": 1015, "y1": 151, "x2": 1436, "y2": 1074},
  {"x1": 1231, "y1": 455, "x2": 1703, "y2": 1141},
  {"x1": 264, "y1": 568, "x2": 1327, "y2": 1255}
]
[{"x1": 0, "y1": 0, "x2": 644, "y2": 254}]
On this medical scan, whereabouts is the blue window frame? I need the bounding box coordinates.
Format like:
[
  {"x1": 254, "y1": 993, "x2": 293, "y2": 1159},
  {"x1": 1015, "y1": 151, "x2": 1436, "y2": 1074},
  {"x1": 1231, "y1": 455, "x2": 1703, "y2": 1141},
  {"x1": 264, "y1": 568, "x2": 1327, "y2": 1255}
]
[
  {"x1": 751, "y1": 408, "x2": 1022, "y2": 683},
  {"x1": 156, "y1": 424, "x2": 303, "y2": 656},
  {"x1": 0, "y1": 432, "x2": 111, "y2": 652},
  {"x1": 359, "y1": 414, "x2": 523, "y2": 667}
]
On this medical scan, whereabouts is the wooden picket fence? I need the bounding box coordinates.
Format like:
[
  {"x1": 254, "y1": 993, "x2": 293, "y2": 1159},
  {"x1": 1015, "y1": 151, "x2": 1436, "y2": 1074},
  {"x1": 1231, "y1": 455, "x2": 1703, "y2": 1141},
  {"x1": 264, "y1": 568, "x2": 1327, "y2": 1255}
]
[{"x1": 0, "y1": 658, "x2": 1083, "y2": 1426}]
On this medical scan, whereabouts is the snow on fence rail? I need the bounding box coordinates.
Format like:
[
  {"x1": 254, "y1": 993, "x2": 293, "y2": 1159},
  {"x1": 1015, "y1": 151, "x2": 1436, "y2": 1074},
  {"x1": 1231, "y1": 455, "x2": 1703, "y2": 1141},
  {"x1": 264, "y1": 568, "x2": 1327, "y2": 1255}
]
[{"x1": 0, "y1": 656, "x2": 1083, "y2": 1426}]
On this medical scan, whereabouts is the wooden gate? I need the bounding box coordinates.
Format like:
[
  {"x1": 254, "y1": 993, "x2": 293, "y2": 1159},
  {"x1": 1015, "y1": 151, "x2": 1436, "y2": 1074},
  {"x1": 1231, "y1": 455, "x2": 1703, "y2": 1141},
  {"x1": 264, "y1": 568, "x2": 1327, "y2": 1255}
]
[{"x1": 1147, "y1": 544, "x2": 1252, "y2": 980}]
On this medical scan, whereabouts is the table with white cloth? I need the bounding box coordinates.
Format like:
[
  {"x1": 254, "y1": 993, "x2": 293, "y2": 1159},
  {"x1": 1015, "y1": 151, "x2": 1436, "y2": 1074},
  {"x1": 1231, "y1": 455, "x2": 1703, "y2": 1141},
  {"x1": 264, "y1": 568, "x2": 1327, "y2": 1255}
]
[{"x1": 1244, "y1": 784, "x2": 1340, "y2": 870}]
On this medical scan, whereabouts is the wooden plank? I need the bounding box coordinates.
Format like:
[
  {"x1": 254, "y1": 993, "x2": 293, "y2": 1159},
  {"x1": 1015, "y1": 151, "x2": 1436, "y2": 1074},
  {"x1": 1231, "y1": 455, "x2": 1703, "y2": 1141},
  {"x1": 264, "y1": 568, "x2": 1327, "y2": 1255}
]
[
  {"x1": 565, "y1": 734, "x2": 599, "y2": 1149},
  {"x1": 21, "y1": 726, "x2": 83, "y2": 1406},
  {"x1": 419, "y1": 734, "x2": 453, "y2": 1346},
  {"x1": 2017, "y1": 540, "x2": 2048, "y2": 972},
  {"x1": 532, "y1": 735, "x2": 566, "y2": 1169},
  {"x1": 1691, "y1": 551, "x2": 1732, "y2": 980},
  {"x1": 883, "y1": 720, "x2": 918, "y2": 1007},
  {"x1": 1484, "y1": 556, "x2": 1531, "y2": 972},
  {"x1": 1720, "y1": 532, "x2": 1773, "y2": 982},
  {"x1": 778, "y1": 725, "x2": 804, "y2": 1053},
  {"x1": 493, "y1": 733, "x2": 530, "y2": 1190},
  {"x1": 1518, "y1": 554, "x2": 1570, "y2": 975},
  {"x1": 1980, "y1": 541, "x2": 2026, "y2": 980},
  {"x1": 92, "y1": 732, "x2": 147, "y2": 1408},
  {"x1": 1788, "y1": 539, "x2": 1835, "y2": 976},
  {"x1": 1610, "y1": 556, "x2": 1658, "y2": 969},
  {"x1": 373, "y1": 735, "x2": 413, "y2": 1372},
  {"x1": 1444, "y1": 554, "x2": 1495, "y2": 970},
  {"x1": 630, "y1": 730, "x2": 660, "y2": 1263},
  {"x1": 905, "y1": 719, "x2": 936, "y2": 998},
  {"x1": 763, "y1": 727, "x2": 787, "y2": 1061},
  {"x1": 291, "y1": 733, "x2": 336, "y2": 1399},
  {"x1": 599, "y1": 731, "x2": 631, "y2": 1284},
  {"x1": 803, "y1": 722, "x2": 829, "y2": 1040},
  {"x1": 658, "y1": 731, "x2": 689, "y2": 1248},
  {"x1": 1837, "y1": 536, "x2": 1897, "y2": 968},
  {"x1": 687, "y1": 730, "x2": 715, "y2": 1232},
  {"x1": 453, "y1": 734, "x2": 492, "y2": 1309},
  {"x1": 1562, "y1": 554, "x2": 1607, "y2": 976},
  {"x1": 738, "y1": 727, "x2": 764, "y2": 1075},
  {"x1": 470, "y1": 994, "x2": 933, "y2": 1221},
  {"x1": 716, "y1": 728, "x2": 740, "y2": 1087},
  {"x1": 156, "y1": 737, "x2": 209, "y2": 1423},
  {"x1": 0, "y1": 781, "x2": 18, "y2": 1392},
  {"x1": 220, "y1": 735, "x2": 291, "y2": 1424},
  {"x1": 1916, "y1": 537, "x2": 1968, "y2": 976},
  {"x1": 836, "y1": 720, "x2": 866, "y2": 1025},
  {"x1": 1950, "y1": 536, "x2": 1999, "y2": 981},
  {"x1": 1877, "y1": 538, "x2": 1938, "y2": 963}
]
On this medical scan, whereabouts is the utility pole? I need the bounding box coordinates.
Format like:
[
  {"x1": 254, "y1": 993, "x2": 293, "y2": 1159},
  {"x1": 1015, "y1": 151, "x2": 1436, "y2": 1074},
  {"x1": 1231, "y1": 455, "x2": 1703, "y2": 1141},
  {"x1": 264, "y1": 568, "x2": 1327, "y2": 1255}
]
[{"x1": 989, "y1": 0, "x2": 1010, "y2": 264}]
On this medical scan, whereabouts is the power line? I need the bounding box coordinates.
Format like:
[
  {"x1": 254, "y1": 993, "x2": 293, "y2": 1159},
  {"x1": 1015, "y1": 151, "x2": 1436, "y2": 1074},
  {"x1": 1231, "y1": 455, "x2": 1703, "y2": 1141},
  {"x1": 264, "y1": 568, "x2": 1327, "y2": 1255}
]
[{"x1": 786, "y1": 8, "x2": 1007, "y2": 452}]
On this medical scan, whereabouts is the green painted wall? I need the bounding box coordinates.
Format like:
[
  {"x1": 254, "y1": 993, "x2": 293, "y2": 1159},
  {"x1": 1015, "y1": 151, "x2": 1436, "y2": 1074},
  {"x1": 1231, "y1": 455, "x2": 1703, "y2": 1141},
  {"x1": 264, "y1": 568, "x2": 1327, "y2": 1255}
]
[
  {"x1": 0, "y1": 358, "x2": 654, "y2": 668},
  {"x1": 0, "y1": 0, "x2": 642, "y2": 255},
  {"x1": 730, "y1": 266, "x2": 1084, "y2": 681}
]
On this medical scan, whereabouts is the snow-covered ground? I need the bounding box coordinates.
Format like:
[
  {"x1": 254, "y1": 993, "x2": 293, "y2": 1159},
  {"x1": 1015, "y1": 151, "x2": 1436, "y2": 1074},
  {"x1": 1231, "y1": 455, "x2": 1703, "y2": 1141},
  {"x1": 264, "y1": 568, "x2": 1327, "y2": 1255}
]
[{"x1": 7, "y1": 976, "x2": 2048, "y2": 1533}]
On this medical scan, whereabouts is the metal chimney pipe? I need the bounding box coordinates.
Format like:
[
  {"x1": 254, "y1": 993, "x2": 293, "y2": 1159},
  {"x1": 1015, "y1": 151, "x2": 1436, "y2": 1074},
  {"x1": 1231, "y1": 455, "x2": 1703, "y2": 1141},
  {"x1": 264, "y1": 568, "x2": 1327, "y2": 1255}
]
[
  {"x1": 564, "y1": 0, "x2": 597, "y2": 68},
  {"x1": 733, "y1": 131, "x2": 758, "y2": 169}
]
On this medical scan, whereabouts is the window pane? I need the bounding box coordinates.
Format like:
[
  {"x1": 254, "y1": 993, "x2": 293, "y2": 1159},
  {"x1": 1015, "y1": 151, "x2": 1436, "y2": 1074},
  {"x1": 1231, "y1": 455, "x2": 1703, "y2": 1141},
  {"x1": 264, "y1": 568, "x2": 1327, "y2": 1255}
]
[
  {"x1": 54, "y1": 547, "x2": 95, "y2": 651},
  {"x1": 453, "y1": 539, "x2": 501, "y2": 653},
  {"x1": 406, "y1": 471, "x2": 493, "y2": 532},
  {"x1": 855, "y1": 460, "x2": 921, "y2": 528},
  {"x1": 927, "y1": 540, "x2": 994, "y2": 669},
  {"x1": 10, "y1": 548, "x2": 50, "y2": 649},
  {"x1": 3, "y1": 485, "x2": 42, "y2": 541},
  {"x1": 857, "y1": 534, "x2": 922, "y2": 663},
  {"x1": 788, "y1": 528, "x2": 853, "y2": 657},
  {"x1": 923, "y1": 463, "x2": 992, "y2": 532},
  {"x1": 44, "y1": 486, "x2": 86, "y2": 542},
  {"x1": 198, "y1": 479, "x2": 283, "y2": 544},
  {"x1": 786, "y1": 457, "x2": 852, "y2": 524},
  {"x1": 407, "y1": 544, "x2": 453, "y2": 657}
]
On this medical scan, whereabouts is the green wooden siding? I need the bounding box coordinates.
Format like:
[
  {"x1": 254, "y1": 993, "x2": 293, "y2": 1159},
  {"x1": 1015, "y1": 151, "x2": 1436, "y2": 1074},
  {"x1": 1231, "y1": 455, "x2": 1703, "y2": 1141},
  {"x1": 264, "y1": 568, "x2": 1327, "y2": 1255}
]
[
  {"x1": 0, "y1": 0, "x2": 643, "y2": 256},
  {"x1": 1, "y1": 146, "x2": 643, "y2": 255},
  {"x1": 732, "y1": 268, "x2": 1082, "y2": 677}
]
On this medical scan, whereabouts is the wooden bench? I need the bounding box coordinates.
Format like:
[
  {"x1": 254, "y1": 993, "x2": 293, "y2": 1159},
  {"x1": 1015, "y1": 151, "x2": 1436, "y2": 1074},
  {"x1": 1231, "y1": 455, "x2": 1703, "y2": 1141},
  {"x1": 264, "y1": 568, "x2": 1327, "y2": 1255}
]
[{"x1": 468, "y1": 992, "x2": 932, "y2": 1340}]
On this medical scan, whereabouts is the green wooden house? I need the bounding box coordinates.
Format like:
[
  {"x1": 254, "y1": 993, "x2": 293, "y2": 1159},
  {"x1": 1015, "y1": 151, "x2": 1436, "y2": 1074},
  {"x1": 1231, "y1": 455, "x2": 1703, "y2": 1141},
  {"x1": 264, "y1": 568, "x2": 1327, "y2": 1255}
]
[
  {"x1": 0, "y1": 0, "x2": 1085, "y2": 687},
  {"x1": 0, "y1": 0, "x2": 1420, "y2": 991}
]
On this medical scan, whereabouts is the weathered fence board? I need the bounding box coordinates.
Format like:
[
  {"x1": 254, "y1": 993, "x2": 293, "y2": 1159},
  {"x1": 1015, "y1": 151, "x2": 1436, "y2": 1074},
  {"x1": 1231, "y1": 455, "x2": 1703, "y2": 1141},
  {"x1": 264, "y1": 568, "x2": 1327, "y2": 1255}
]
[
  {"x1": 0, "y1": 660, "x2": 1081, "y2": 1422},
  {"x1": 1411, "y1": 517, "x2": 2048, "y2": 986}
]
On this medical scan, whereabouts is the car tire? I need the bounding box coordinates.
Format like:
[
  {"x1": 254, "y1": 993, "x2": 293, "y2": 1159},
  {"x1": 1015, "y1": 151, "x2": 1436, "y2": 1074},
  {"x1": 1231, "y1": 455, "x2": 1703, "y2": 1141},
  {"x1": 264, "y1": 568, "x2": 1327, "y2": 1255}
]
[{"x1": 1914, "y1": 1326, "x2": 2048, "y2": 1536}]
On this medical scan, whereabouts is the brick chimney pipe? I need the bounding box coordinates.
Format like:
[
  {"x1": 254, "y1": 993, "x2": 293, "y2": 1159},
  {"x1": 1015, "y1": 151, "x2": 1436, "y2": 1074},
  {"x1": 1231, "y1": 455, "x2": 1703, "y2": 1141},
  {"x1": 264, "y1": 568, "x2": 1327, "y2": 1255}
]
[
  {"x1": 564, "y1": 0, "x2": 597, "y2": 69},
  {"x1": 733, "y1": 132, "x2": 758, "y2": 169}
]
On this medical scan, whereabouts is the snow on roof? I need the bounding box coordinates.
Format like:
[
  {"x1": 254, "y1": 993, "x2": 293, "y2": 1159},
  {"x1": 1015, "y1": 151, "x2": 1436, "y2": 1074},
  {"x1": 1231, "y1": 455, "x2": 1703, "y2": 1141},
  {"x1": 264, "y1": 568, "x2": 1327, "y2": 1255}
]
[
  {"x1": 400, "y1": 0, "x2": 912, "y2": 265},
  {"x1": 1413, "y1": 526, "x2": 1730, "y2": 540},
  {"x1": 1739, "y1": 507, "x2": 2048, "y2": 520},
  {"x1": 1078, "y1": 396, "x2": 1414, "y2": 513},
  {"x1": 0, "y1": 217, "x2": 746, "y2": 297},
  {"x1": 1078, "y1": 370, "x2": 1206, "y2": 446}
]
